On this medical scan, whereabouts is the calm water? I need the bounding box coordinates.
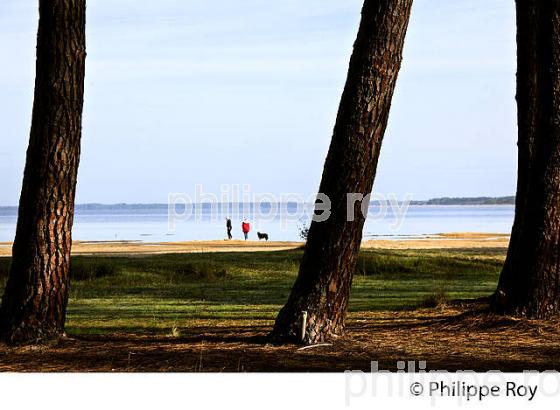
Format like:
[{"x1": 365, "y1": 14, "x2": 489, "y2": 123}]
[{"x1": 0, "y1": 204, "x2": 514, "y2": 243}]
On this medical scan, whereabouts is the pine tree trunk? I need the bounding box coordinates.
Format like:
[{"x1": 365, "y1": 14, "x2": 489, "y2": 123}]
[
  {"x1": 493, "y1": 0, "x2": 560, "y2": 318},
  {"x1": 270, "y1": 0, "x2": 413, "y2": 344},
  {"x1": 0, "y1": 0, "x2": 86, "y2": 344}
]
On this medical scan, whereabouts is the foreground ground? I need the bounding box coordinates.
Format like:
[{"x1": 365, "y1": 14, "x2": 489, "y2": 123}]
[
  {"x1": 0, "y1": 234, "x2": 558, "y2": 372},
  {"x1": 3, "y1": 305, "x2": 559, "y2": 372}
]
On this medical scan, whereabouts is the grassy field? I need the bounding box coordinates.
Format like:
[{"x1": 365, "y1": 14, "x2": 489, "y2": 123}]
[
  {"x1": 3, "y1": 246, "x2": 560, "y2": 372},
  {"x1": 0, "y1": 247, "x2": 505, "y2": 336}
]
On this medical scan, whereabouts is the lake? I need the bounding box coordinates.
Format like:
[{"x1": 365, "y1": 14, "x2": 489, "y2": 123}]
[{"x1": 0, "y1": 204, "x2": 514, "y2": 242}]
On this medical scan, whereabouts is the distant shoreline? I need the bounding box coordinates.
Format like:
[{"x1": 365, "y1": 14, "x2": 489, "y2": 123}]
[
  {"x1": 0, "y1": 196, "x2": 516, "y2": 211},
  {"x1": 409, "y1": 196, "x2": 515, "y2": 205}
]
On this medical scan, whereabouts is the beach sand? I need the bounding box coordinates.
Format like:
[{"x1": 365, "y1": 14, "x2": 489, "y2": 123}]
[{"x1": 0, "y1": 232, "x2": 510, "y2": 257}]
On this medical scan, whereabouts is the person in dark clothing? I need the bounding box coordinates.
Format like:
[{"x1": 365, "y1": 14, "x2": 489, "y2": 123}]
[{"x1": 226, "y1": 218, "x2": 233, "y2": 240}]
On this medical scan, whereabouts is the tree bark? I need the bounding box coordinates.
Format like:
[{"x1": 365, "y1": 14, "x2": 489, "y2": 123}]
[
  {"x1": 270, "y1": 0, "x2": 413, "y2": 344},
  {"x1": 493, "y1": 0, "x2": 560, "y2": 318},
  {"x1": 0, "y1": 0, "x2": 86, "y2": 344}
]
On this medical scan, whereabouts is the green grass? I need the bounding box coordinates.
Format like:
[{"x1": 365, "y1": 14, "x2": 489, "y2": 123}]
[{"x1": 0, "y1": 248, "x2": 505, "y2": 335}]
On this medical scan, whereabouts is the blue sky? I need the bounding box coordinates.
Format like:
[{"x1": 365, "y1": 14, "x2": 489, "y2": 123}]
[{"x1": 0, "y1": 0, "x2": 516, "y2": 205}]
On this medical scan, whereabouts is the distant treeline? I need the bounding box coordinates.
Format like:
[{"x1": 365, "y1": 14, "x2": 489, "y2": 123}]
[
  {"x1": 0, "y1": 196, "x2": 516, "y2": 212},
  {"x1": 410, "y1": 196, "x2": 515, "y2": 205}
]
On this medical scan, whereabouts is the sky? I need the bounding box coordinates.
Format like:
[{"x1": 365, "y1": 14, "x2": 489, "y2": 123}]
[{"x1": 0, "y1": 0, "x2": 517, "y2": 205}]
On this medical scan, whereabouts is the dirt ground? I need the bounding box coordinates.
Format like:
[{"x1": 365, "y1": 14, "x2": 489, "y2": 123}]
[
  {"x1": 1, "y1": 302, "x2": 558, "y2": 372},
  {"x1": 0, "y1": 233, "x2": 511, "y2": 257}
]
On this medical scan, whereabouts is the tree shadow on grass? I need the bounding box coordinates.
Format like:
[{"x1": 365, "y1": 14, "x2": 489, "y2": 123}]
[{"x1": 2, "y1": 303, "x2": 560, "y2": 372}]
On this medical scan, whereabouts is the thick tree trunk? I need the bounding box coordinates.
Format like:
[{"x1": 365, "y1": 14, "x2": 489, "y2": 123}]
[
  {"x1": 493, "y1": 0, "x2": 560, "y2": 318},
  {"x1": 0, "y1": 0, "x2": 86, "y2": 344},
  {"x1": 270, "y1": 0, "x2": 413, "y2": 344}
]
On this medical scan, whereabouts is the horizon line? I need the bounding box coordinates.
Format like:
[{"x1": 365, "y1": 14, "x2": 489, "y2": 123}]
[{"x1": 0, "y1": 195, "x2": 516, "y2": 209}]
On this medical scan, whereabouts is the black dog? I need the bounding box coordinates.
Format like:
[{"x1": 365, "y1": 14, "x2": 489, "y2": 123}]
[{"x1": 257, "y1": 232, "x2": 269, "y2": 241}]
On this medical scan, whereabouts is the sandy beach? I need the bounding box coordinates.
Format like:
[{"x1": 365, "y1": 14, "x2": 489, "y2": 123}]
[{"x1": 0, "y1": 232, "x2": 510, "y2": 257}]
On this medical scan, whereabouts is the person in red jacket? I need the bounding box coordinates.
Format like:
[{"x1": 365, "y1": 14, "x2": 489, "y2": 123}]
[{"x1": 241, "y1": 219, "x2": 251, "y2": 240}]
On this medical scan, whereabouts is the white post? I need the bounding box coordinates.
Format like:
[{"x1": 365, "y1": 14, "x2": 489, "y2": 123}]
[{"x1": 301, "y1": 311, "x2": 308, "y2": 342}]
